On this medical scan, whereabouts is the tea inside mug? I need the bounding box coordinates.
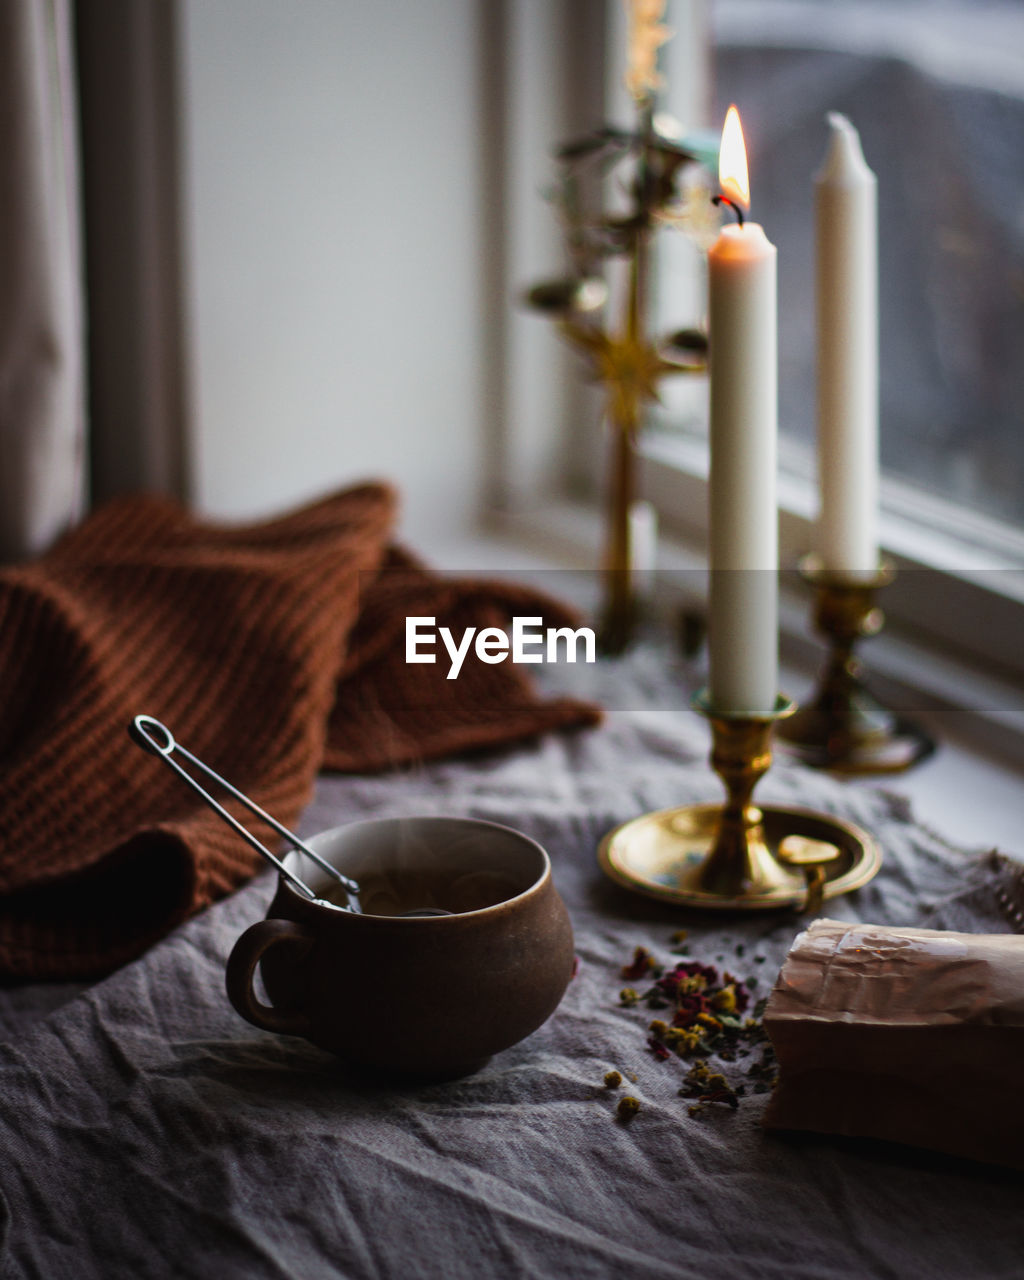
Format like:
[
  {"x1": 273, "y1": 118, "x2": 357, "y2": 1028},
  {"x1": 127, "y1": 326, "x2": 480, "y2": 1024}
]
[
  {"x1": 318, "y1": 868, "x2": 524, "y2": 916},
  {"x1": 289, "y1": 817, "x2": 545, "y2": 918}
]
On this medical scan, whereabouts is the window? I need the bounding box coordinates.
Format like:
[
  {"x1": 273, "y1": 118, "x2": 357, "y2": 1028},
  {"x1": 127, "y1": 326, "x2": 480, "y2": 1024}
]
[{"x1": 638, "y1": 0, "x2": 1024, "y2": 681}]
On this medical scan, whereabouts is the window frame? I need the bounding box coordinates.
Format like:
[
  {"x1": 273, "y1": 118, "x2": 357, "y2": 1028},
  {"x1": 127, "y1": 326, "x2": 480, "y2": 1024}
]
[{"x1": 496, "y1": 0, "x2": 1024, "y2": 689}]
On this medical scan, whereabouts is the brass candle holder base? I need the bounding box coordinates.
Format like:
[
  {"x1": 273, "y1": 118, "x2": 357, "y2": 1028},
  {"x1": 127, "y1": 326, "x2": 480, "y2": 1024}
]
[
  {"x1": 777, "y1": 556, "x2": 935, "y2": 775},
  {"x1": 598, "y1": 690, "x2": 882, "y2": 912}
]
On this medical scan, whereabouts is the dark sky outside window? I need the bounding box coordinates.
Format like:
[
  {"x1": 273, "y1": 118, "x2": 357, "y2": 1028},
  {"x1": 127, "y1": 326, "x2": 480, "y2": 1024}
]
[{"x1": 713, "y1": 0, "x2": 1024, "y2": 527}]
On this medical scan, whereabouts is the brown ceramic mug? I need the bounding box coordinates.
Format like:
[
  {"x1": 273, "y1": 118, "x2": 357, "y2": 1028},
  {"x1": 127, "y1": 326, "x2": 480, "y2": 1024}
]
[{"x1": 225, "y1": 815, "x2": 575, "y2": 1079}]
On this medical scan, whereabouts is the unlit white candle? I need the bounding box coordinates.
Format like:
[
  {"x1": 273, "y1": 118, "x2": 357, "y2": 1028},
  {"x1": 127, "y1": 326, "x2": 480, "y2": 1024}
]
[
  {"x1": 707, "y1": 219, "x2": 779, "y2": 716},
  {"x1": 815, "y1": 113, "x2": 879, "y2": 578}
]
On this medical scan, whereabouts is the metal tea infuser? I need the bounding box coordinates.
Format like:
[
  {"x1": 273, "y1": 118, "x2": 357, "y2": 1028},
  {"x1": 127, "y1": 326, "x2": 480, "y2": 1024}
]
[{"x1": 130, "y1": 715, "x2": 450, "y2": 916}]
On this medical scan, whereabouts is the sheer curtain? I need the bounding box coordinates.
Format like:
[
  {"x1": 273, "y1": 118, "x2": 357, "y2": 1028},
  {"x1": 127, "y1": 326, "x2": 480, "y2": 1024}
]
[{"x1": 0, "y1": 0, "x2": 86, "y2": 562}]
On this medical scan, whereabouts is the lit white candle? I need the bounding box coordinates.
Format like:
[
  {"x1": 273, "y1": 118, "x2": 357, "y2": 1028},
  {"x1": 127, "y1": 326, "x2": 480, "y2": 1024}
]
[
  {"x1": 707, "y1": 106, "x2": 778, "y2": 716},
  {"x1": 815, "y1": 112, "x2": 878, "y2": 578}
]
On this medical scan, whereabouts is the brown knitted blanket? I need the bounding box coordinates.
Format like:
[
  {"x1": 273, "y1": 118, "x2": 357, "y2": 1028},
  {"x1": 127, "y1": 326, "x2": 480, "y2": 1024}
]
[{"x1": 0, "y1": 484, "x2": 600, "y2": 980}]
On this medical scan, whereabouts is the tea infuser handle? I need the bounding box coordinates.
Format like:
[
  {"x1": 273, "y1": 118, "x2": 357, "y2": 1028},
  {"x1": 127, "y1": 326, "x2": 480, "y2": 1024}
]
[
  {"x1": 129, "y1": 714, "x2": 177, "y2": 756},
  {"x1": 226, "y1": 918, "x2": 315, "y2": 1037},
  {"x1": 128, "y1": 714, "x2": 362, "y2": 911}
]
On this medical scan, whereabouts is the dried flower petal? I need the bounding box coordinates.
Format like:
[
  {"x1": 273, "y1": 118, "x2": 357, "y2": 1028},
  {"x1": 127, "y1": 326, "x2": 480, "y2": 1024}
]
[
  {"x1": 621, "y1": 946, "x2": 657, "y2": 980},
  {"x1": 672, "y1": 994, "x2": 709, "y2": 1028},
  {"x1": 646, "y1": 1036, "x2": 671, "y2": 1061},
  {"x1": 710, "y1": 984, "x2": 737, "y2": 1013},
  {"x1": 614, "y1": 938, "x2": 769, "y2": 1115}
]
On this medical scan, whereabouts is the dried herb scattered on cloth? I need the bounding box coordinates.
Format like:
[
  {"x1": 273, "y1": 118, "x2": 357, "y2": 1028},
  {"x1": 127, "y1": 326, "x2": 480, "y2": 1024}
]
[{"x1": 609, "y1": 937, "x2": 777, "y2": 1117}]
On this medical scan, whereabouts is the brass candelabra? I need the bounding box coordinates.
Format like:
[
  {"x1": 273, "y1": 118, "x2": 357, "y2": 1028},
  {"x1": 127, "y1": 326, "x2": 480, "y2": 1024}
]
[
  {"x1": 599, "y1": 689, "x2": 882, "y2": 912},
  {"x1": 777, "y1": 556, "x2": 935, "y2": 774},
  {"x1": 525, "y1": 101, "x2": 712, "y2": 654}
]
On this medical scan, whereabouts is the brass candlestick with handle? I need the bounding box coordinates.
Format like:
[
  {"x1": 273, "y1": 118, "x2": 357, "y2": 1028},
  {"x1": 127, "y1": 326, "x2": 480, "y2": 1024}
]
[{"x1": 599, "y1": 689, "x2": 882, "y2": 912}]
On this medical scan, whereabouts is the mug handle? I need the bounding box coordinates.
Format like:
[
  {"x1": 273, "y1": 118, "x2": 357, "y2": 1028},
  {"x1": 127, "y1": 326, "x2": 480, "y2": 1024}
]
[{"x1": 225, "y1": 918, "x2": 314, "y2": 1036}]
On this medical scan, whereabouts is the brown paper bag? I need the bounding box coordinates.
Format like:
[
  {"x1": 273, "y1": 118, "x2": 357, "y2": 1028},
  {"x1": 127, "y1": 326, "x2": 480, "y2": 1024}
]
[{"x1": 763, "y1": 919, "x2": 1024, "y2": 1168}]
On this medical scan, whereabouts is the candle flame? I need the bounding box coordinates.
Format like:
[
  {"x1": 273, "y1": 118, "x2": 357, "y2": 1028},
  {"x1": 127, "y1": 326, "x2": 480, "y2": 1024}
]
[{"x1": 718, "y1": 105, "x2": 750, "y2": 209}]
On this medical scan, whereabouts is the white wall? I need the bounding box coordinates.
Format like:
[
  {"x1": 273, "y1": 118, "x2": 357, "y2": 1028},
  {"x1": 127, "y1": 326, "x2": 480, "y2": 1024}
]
[{"x1": 178, "y1": 0, "x2": 484, "y2": 547}]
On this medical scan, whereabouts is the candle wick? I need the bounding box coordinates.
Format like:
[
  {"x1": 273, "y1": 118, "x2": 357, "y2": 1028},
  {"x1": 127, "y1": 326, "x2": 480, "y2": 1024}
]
[{"x1": 712, "y1": 194, "x2": 745, "y2": 228}]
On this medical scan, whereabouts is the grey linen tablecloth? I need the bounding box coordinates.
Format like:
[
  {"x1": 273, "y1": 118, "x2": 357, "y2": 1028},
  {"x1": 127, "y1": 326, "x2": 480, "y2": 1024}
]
[{"x1": 2, "y1": 655, "x2": 1023, "y2": 1279}]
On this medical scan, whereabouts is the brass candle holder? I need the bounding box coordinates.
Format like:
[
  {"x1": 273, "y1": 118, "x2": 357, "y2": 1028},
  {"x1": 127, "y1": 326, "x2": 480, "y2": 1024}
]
[
  {"x1": 776, "y1": 556, "x2": 935, "y2": 774},
  {"x1": 524, "y1": 23, "x2": 716, "y2": 655},
  {"x1": 598, "y1": 689, "x2": 882, "y2": 912}
]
